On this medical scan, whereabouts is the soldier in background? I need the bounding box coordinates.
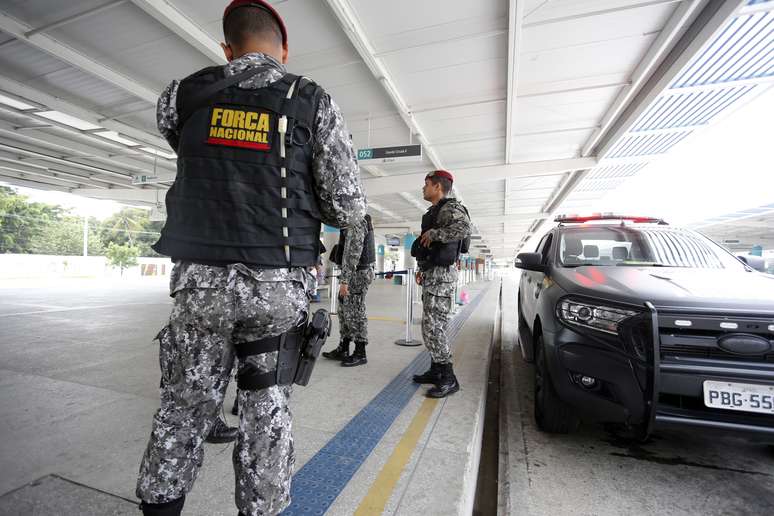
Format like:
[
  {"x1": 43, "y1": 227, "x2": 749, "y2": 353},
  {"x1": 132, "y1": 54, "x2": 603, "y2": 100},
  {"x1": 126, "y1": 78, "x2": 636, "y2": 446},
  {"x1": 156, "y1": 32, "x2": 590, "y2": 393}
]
[
  {"x1": 322, "y1": 215, "x2": 375, "y2": 366},
  {"x1": 135, "y1": 2, "x2": 366, "y2": 515},
  {"x1": 411, "y1": 170, "x2": 472, "y2": 398}
]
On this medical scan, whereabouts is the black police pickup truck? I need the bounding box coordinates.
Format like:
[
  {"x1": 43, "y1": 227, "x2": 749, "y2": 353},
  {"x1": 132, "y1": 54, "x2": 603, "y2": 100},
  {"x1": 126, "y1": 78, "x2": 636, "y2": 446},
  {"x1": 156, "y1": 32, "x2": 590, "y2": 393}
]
[{"x1": 515, "y1": 214, "x2": 774, "y2": 439}]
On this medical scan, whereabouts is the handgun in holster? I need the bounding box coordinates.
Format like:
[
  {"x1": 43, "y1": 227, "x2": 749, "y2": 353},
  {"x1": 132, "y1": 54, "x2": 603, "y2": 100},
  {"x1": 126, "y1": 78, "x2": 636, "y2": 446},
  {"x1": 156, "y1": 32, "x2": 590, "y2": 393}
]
[
  {"x1": 235, "y1": 309, "x2": 331, "y2": 391},
  {"x1": 294, "y1": 308, "x2": 331, "y2": 386}
]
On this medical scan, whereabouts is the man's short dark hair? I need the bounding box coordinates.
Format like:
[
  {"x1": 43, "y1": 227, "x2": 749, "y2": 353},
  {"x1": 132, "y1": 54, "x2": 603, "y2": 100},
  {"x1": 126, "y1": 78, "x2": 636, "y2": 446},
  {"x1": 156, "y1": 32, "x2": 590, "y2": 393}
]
[
  {"x1": 223, "y1": 6, "x2": 283, "y2": 48},
  {"x1": 428, "y1": 175, "x2": 452, "y2": 194}
]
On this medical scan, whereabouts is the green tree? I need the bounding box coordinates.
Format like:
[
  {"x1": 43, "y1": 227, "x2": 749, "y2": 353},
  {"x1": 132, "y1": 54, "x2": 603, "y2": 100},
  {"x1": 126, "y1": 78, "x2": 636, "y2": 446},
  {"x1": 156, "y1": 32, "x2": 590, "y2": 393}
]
[
  {"x1": 31, "y1": 216, "x2": 105, "y2": 256},
  {"x1": 0, "y1": 186, "x2": 61, "y2": 253},
  {"x1": 106, "y1": 242, "x2": 139, "y2": 276},
  {"x1": 100, "y1": 208, "x2": 162, "y2": 257}
]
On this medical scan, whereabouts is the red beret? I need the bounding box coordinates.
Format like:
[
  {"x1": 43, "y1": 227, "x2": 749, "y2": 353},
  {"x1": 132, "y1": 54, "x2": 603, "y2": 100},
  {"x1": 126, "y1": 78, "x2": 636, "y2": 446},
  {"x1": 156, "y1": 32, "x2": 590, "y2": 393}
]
[
  {"x1": 426, "y1": 170, "x2": 454, "y2": 183},
  {"x1": 223, "y1": 0, "x2": 288, "y2": 47}
]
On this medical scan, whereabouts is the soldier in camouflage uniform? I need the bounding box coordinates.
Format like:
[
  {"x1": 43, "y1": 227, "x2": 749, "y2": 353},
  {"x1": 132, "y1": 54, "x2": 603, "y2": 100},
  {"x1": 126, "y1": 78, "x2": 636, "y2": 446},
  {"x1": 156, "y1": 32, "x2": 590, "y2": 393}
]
[
  {"x1": 411, "y1": 170, "x2": 472, "y2": 398},
  {"x1": 322, "y1": 215, "x2": 375, "y2": 366},
  {"x1": 135, "y1": 2, "x2": 366, "y2": 515}
]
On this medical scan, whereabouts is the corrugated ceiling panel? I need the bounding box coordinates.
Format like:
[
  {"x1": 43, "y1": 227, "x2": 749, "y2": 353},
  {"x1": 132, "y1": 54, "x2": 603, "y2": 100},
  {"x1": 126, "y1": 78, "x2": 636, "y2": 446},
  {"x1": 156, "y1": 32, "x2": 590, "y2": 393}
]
[
  {"x1": 672, "y1": 9, "x2": 774, "y2": 87},
  {"x1": 0, "y1": 42, "x2": 141, "y2": 112},
  {"x1": 0, "y1": 0, "x2": 109, "y2": 30}
]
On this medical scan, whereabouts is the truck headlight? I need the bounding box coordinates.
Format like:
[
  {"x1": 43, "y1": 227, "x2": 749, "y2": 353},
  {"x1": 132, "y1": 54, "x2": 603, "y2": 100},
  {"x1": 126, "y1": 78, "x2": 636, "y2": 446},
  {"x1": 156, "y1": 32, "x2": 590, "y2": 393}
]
[{"x1": 558, "y1": 298, "x2": 639, "y2": 335}]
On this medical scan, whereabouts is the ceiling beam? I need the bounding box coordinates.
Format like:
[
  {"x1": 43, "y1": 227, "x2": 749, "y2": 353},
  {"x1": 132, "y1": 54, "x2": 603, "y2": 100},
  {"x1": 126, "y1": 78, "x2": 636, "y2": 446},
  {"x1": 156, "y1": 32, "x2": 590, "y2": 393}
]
[
  {"x1": 0, "y1": 172, "x2": 73, "y2": 192},
  {"x1": 468, "y1": 213, "x2": 548, "y2": 226},
  {"x1": 0, "y1": 143, "x2": 137, "y2": 184},
  {"x1": 76, "y1": 188, "x2": 162, "y2": 203},
  {"x1": 518, "y1": 77, "x2": 630, "y2": 98},
  {"x1": 0, "y1": 76, "x2": 168, "y2": 149},
  {"x1": 130, "y1": 0, "x2": 226, "y2": 65},
  {"x1": 0, "y1": 164, "x2": 102, "y2": 188},
  {"x1": 0, "y1": 120, "x2": 171, "y2": 178},
  {"x1": 505, "y1": 0, "x2": 525, "y2": 163},
  {"x1": 523, "y1": 0, "x2": 684, "y2": 29},
  {"x1": 363, "y1": 157, "x2": 596, "y2": 197},
  {"x1": 0, "y1": 9, "x2": 158, "y2": 103},
  {"x1": 0, "y1": 156, "x2": 128, "y2": 188},
  {"x1": 25, "y1": 1, "x2": 127, "y2": 37},
  {"x1": 0, "y1": 107, "x2": 175, "y2": 172}
]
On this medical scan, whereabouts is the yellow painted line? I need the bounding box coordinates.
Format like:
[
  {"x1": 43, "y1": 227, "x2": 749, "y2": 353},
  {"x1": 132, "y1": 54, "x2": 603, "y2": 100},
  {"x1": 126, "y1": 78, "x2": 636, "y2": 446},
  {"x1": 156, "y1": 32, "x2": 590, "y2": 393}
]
[
  {"x1": 366, "y1": 316, "x2": 405, "y2": 323},
  {"x1": 354, "y1": 396, "x2": 439, "y2": 516},
  {"x1": 354, "y1": 288, "x2": 491, "y2": 514}
]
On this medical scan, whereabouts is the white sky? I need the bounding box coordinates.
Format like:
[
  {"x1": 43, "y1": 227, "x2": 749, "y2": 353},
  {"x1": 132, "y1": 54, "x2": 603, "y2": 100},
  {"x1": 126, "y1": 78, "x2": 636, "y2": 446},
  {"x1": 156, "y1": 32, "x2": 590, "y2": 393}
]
[{"x1": 592, "y1": 85, "x2": 774, "y2": 225}]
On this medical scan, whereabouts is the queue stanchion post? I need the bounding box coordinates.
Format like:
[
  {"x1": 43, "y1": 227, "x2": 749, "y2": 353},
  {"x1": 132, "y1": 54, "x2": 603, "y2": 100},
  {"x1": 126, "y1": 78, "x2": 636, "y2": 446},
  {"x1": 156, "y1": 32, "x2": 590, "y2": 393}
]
[
  {"x1": 395, "y1": 267, "x2": 422, "y2": 346},
  {"x1": 329, "y1": 265, "x2": 339, "y2": 315}
]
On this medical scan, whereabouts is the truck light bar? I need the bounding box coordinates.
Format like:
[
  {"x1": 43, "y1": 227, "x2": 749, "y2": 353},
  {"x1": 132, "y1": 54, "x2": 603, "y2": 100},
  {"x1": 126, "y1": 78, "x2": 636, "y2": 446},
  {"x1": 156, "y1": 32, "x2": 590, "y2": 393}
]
[{"x1": 555, "y1": 213, "x2": 668, "y2": 225}]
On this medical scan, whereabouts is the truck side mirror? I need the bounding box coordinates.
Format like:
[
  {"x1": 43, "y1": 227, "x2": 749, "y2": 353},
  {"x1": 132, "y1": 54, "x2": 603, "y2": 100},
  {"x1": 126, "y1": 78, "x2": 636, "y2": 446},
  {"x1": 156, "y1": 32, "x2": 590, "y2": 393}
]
[{"x1": 515, "y1": 252, "x2": 547, "y2": 273}]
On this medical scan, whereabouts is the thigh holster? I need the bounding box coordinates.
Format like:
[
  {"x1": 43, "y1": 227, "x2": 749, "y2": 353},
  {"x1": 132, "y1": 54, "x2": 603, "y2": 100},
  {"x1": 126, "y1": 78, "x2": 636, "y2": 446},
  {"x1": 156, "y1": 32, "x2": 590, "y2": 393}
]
[{"x1": 235, "y1": 326, "x2": 304, "y2": 391}]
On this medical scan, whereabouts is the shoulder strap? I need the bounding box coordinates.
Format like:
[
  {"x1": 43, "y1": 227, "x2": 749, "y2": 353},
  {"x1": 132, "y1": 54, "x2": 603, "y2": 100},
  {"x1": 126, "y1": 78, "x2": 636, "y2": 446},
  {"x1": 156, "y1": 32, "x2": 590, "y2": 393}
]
[{"x1": 178, "y1": 66, "x2": 272, "y2": 127}]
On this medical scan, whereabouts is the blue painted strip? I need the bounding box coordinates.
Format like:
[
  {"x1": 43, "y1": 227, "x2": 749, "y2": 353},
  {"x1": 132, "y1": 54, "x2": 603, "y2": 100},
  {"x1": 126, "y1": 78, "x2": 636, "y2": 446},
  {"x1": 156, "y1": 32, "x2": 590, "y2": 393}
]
[{"x1": 282, "y1": 284, "x2": 491, "y2": 515}]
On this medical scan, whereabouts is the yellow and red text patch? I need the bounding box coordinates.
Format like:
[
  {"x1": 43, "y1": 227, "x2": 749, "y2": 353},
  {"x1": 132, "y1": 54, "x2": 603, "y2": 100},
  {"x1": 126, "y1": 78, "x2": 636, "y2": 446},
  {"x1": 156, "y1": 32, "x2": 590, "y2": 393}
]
[{"x1": 206, "y1": 107, "x2": 272, "y2": 151}]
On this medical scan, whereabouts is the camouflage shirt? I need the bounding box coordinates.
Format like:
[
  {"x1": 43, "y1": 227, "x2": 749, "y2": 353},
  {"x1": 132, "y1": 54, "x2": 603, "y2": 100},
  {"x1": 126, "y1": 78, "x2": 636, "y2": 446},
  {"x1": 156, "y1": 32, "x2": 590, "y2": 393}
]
[
  {"x1": 156, "y1": 52, "x2": 367, "y2": 284},
  {"x1": 419, "y1": 198, "x2": 472, "y2": 286}
]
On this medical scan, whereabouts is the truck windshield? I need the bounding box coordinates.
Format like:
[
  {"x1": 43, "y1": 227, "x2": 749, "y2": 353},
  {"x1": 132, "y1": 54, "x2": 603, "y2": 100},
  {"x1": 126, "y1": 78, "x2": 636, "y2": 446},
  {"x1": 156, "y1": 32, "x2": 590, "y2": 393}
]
[{"x1": 558, "y1": 226, "x2": 747, "y2": 270}]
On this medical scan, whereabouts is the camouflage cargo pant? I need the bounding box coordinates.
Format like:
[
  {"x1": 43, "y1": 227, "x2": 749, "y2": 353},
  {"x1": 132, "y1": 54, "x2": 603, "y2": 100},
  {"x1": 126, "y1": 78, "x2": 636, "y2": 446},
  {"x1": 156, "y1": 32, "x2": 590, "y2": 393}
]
[
  {"x1": 339, "y1": 267, "x2": 374, "y2": 342},
  {"x1": 136, "y1": 263, "x2": 309, "y2": 516},
  {"x1": 421, "y1": 271, "x2": 456, "y2": 364}
]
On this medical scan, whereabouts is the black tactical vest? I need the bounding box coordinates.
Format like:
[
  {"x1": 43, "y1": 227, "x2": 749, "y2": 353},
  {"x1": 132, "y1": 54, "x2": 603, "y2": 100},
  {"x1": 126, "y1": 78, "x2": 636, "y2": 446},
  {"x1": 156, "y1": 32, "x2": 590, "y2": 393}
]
[
  {"x1": 412, "y1": 198, "x2": 470, "y2": 266},
  {"x1": 331, "y1": 214, "x2": 375, "y2": 267},
  {"x1": 152, "y1": 66, "x2": 323, "y2": 267}
]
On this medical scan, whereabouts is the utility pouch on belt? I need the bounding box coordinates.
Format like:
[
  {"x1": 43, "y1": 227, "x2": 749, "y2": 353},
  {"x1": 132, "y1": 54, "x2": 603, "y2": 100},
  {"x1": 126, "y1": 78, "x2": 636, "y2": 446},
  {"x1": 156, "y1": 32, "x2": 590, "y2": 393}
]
[
  {"x1": 294, "y1": 309, "x2": 332, "y2": 386},
  {"x1": 235, "y1": 309, "x2": 331, "y2": 391}
]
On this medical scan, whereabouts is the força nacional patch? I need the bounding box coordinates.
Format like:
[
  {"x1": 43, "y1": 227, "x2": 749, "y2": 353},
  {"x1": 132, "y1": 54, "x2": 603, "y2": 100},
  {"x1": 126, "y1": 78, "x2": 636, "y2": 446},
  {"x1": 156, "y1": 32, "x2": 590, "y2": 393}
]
[{"x1": 206, "y1": 107, "x2": 272, "y2": 151}]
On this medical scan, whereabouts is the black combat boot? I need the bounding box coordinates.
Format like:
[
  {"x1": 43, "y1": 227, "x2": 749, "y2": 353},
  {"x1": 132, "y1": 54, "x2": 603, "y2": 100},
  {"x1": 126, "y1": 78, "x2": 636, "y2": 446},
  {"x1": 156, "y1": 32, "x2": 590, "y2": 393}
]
[
  {"x1": 427, "y1": 363, "x2": 460, "y2": 398},
  {"x1": 322, "y1": 338, "x2": 351, "y2": 361},
  {"x1": 341, "y1": 341, "x2": 367, "y2": 367},
  {"x1": 139, "y1": 496, "x2": 185, "y2": 516},
  {"x1": 205, "y1": 415, "x2": 238, "y2": 444},
  {"x1": 412, "y1": 361, "x2": 441, "y2": 384}
]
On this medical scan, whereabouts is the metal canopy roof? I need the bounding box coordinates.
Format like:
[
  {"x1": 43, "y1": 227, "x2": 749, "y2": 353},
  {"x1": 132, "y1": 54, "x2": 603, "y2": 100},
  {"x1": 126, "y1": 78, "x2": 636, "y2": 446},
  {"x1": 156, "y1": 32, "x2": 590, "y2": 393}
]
[{"x1": 0, "y1": 0, "x2": 771, "y2": 259}]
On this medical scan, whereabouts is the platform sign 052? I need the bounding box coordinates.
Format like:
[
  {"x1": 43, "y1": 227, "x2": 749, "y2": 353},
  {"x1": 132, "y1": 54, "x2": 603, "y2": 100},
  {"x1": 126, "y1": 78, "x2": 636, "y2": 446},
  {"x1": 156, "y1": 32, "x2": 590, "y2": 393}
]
[{"x1": 357, "y1": 145, "x2": 422, "y2": 164}]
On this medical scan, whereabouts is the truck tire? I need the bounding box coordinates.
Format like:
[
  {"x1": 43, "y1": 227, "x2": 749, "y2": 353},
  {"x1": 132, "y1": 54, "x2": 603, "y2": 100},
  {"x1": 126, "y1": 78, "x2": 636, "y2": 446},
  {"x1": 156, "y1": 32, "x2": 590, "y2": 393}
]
[
  {"x1": 517, "y1": 297, "x2": 533, "y2": 363},
  {"x1": 534, "y1": 334, "x2": 580, "y2": 433}
]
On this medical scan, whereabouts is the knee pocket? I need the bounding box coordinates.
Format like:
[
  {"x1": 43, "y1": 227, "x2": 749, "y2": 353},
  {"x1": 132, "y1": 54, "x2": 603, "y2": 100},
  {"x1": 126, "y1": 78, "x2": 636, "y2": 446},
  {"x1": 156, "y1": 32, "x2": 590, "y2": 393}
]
[
  {"x1": 424, "y1": 293, "x2": 453, "y2": 314},
  {"x1": 156, "y1": 325, "x2": 182, "y2": 385}
]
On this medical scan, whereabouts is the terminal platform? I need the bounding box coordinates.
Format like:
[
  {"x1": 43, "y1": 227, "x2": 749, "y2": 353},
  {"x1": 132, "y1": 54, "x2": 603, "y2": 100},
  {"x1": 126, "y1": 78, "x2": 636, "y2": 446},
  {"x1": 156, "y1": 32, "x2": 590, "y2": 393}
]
[{"x1": 0, "y1": 276, "x2": 499, "y2": 515}]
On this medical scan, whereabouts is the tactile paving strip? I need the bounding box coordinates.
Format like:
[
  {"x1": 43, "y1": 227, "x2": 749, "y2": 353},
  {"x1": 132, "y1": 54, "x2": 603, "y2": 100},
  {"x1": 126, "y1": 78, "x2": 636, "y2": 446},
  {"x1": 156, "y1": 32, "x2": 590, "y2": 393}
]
[{"x1": 282, "y1": 284, "x2": 491, "y2": 515}]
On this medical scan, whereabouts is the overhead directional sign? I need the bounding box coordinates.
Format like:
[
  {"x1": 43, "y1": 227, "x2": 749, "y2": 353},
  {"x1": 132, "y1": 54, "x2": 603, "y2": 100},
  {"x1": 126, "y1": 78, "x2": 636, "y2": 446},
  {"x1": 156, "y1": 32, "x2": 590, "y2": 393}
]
[
  {"x1": 357, "y1": 144, "x2": 422, "y2": 164},
  {"x1": 132, "y1": 173, "x2": 175, "y2": 185}
]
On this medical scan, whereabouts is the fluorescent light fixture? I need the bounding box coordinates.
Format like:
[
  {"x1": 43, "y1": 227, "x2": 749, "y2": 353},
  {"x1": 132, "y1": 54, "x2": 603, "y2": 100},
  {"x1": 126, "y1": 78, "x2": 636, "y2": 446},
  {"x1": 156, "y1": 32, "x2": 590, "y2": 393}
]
[
  {"x1": 37, "y1": 110, "x2": 101, "y2": 131},
  {"x1": 719, "y1": 322, "x2": 738, "y2": 330},
  {"x1": 95, "y1": 130, "x2": 140, "y2": 147},
  {"x1": 0, "y1": 93, "x2": 36, "y2": 111},
  {"x1": 140, "y1": 147, "x2": 177, "y2": 159},
  {"x1": 675, "y1": 320, "x2": 692, "y2": 327}
]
